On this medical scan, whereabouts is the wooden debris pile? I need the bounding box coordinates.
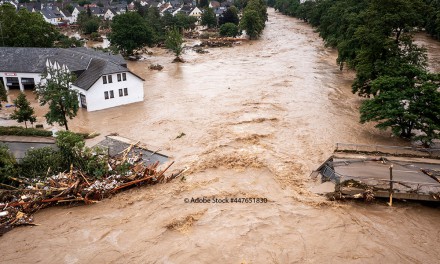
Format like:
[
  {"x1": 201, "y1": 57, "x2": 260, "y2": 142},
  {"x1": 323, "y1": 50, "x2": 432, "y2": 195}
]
[
  {"x1": 0, "y1": 145, "x2": 182, "y2": 236},
  {"x1": 194, "y1": 38, "x2": 245, "y2": 48},
  {"x1": 149, "y1": 64, "x2": 164, "y2": 71}
]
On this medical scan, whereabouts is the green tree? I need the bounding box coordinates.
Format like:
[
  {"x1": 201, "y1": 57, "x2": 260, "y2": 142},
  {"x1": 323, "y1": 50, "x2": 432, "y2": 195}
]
[
  {"x1": 198, "y1": 0, "x2": 209, "y2": 9},
  {"x1": 175, "y1": 13, "x2": 198, "y2": 31},
  {"x1": 0, "y1": 144, "x2": 17, "y2": 184},
  {"x1": 0, "y1": 81, "x2": 7, "y2": 109},
  {"x1": 219, "y1": 23, "x2": 240, "y2": 37},
  {"x1": 109, "y1": 12, "x2": 154, "y2": 55},
  {"x1": 56, "y1": 131, "x2": 108, "y2": 178},
  {"x1": 19, "y1": 147, "x2": 63, "y2": 179},
  {"x1": 240, "y1": 9, "x2": 264, "y2": 39},
  {"x1": 56, "y1": 130, "x2": 84, "y2": 168},
  {"x1": 246, "y1": 0, "x2": 268, "y2": 22},
  {"x1": 10, "y1": 92, "x2": 36, "y2": 128},
  {"x1": 360, "y1": 72, "x2": 440, "y2": 143},
  {"x1": 77, "y1": 11, "x2": 101, "y2": 34},
  {"x1": 36, "y1": 64, "x2": 79, "y2": 131},
  {"x1": 66, "y1": 4, "x2": 75, "y2": 14},
  {"x1": 165, "y1": 28, "x2": 184, "y2": 60},
  {"x1": 0, "y1": 4, "x2": 58, "y2": 47},
  {"x1": 201, "y1": 8, "x2": 217, "y2": 28},
  {"x1": 219, "y1": 6, "x2": 240, "y2": 25}
]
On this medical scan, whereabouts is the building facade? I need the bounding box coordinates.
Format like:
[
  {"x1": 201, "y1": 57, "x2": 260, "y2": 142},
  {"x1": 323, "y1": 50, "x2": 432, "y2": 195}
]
[{"x1": 0, "y1": 47, "x2": 144, "y2": 112}]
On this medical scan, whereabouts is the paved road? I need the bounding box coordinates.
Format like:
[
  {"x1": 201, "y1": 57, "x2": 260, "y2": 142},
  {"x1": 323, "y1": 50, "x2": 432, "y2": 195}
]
[{"x1": 1, "y1": 141, "x2": 56, "y2": 160}]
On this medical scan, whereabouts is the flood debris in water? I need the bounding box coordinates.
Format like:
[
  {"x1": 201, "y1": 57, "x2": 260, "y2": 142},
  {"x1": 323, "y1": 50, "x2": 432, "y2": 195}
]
[
  {"x1": 312, "y1": 143, "x2": 440, "y2": 202},
  {"x1": 149, "y1": 64, "x2": 164, "y2": 71},
  {"x1": 0, "y1": 138, "x2": 182, "y2": 236},
  {"x1": 194, "y1": 38, "x2": 245, "y2": 48}
]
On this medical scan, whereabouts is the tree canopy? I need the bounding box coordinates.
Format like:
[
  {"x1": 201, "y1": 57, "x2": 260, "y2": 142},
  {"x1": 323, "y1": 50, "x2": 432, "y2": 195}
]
[
  {"x1": 165, "y1": 28, "x2": 184, "y2": 61},
  {"x1": 270, "y1": 0, "x2": 440, "y2": 145},
  {"x1": 36, "y1": 63, "x2": 79, "y2": 131},
  {"x1": 0, "y1": 4, "x2": 58, "y2": 47},
  {"x1": 77, "y1": 11, "x2": 101, "y2": 35},
  {"x1": 220, "y1": 23, "x2": 240, "y2": 37},
  {"x1": 109, "y1": 12, "x2": 154, "y2": 55},
  {"x1": 201, "y1": 8, "x2": 217, "y2": 28},
  {"x1": 219, "y1": 7, "x2": 240, "y2": 26},
  {"x1": 240, "y1": 0, "x2": 267, "y2": 39},
  {"x1": 10, "y1": 92, "x2": 36, "y2": 128}
]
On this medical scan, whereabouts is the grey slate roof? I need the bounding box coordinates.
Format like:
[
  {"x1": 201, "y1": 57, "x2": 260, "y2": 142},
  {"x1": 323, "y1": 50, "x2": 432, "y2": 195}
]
[
  {"x1": 0, "y1": 47, "x2": 142, "y2": 90},
  {"x1": 40, "y1": 7, "x2": 63, "y2": 20},
  {"x1": 74, "y1": 58, "x2": 128, "y2": 90}
]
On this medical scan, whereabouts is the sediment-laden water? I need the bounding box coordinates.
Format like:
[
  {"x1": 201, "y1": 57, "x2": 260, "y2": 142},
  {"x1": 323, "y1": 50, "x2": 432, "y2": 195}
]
[{"x1": 1, "y1": 9, "x2": 439, "y2": 263}]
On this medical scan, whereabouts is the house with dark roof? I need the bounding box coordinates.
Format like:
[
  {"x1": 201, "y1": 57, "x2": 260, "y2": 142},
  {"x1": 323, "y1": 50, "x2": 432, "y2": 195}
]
[
  {"x1": 71, "y1": 5, "x2": 84, "y2": 23},
  {"x1": 0, "y1": 47, "x2": 144, "y2": 112},
  {"x1": 40, "y1": 7, "x2": 64, "y2": 25},
  {"x1": 104, "y1": 8, "x2": 117, "y2": 20}
]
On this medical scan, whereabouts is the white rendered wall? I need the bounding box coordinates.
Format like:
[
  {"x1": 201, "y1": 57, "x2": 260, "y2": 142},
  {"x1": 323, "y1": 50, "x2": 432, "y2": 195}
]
[
  {"x1": 0, "y1": 72, "x2": 42, "y2": 91},
  {"x1": 74, "y1": 72, "x2": 144, "y2": 112}
]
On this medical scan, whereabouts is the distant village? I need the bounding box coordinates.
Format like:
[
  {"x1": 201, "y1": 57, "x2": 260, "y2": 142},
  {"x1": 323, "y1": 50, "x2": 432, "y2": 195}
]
[
  {"x1": 0, "y1": 0, "x2": 235, "y2": 25},
  {"x1": 0, "y1": 0, "x2": 240, "y2": 112}
]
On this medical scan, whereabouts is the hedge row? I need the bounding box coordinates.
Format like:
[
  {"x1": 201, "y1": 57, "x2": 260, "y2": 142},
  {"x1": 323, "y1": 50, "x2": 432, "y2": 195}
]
[{"x1": 0, "y1": 126, "x2": 53, "y2": 137}]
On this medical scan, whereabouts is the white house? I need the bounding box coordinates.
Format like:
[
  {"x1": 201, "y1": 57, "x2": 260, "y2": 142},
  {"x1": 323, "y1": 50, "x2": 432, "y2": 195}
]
[
  {"x1": 60, "y1": 9, "x2": 74, "y2": 24},
  {"x1": 0, "y1": 47, "x2": 145, "y2": 112},
  {"x1": 39, "y1": 7, "x2": 64, "y2": 25},
  {"x1": 104, "y1": 8, "x2": 117, "y2": 20},
  {"x1": 71, "y1": 6, "x2": 84, "y2": 23},
  {"x1": 189, "y1": 6, "x2": 202, "y2": 18}
]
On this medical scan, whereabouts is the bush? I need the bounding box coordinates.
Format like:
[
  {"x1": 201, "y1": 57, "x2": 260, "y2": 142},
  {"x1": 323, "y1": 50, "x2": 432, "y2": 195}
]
[
  {"x1": 0, "y1": 126, "x2": 52, "y2": 137},
  {"x1": 19, "y1": 147, "x2": 63, "y2": 179},
  {"x1": 78, "y1": 146, "x2": 109, "y2": 178},
  {"x1": 56, "y1": 130, "x2": 85, "y2": 168},
  {"x1": 90, "y1": 32, "x2": 100, "y2": 41},
  {"x1": 220, "y1": 23, "x2": 240, "y2": 37},
  {"x1": 55, "y1": 131, "x2": 108, "y2": 178},
  {"x1": 0, "y1": 144, "x2": 17, "y2": 184}
]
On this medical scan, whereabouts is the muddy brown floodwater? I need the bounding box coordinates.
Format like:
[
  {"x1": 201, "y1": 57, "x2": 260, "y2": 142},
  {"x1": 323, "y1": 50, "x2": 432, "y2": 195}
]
[{"x1": 1, "y1": 9, "x2": 439, "y2": 264}]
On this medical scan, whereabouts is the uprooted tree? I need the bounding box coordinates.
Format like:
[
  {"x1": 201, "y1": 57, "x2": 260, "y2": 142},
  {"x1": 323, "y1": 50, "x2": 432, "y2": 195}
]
[{"x1": 36, "y1": 62, "x2": 79, "y2": 131}]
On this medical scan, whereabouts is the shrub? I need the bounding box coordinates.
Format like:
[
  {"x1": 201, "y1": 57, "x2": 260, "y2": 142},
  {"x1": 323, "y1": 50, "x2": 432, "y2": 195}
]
[
  {"x1": 56, "y1": 130, "x2": 85, "y2": 168},
  {"x1": 90, "y1": 32, "x2": 100, "y2": 41},
  {"x1": 0, "y1": 144, "x2": 17, "y2": 184},
  {"x1": 55, "y1": 131, "x2": 108, "y2": 178},
  {"x1": 220, "y1": 23, "x2": 240, "y2": 37},
  {"x1": 0, "y1": 126, "x2": 52, "y2": 137},
  {"x1": 78, "y1": 146, "x2": 109, "y2": 178},
  {"x1": 19, "y1": 147, "x2": 63, "y2": 179}
]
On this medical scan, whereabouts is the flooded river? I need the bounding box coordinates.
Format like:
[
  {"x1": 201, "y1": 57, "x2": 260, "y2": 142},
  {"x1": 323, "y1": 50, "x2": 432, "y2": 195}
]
[{"x1": 1, "y1": 9, "x2": 439, "y2": 263}]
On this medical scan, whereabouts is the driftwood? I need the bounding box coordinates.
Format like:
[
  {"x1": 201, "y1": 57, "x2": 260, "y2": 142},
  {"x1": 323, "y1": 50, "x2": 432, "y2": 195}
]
[{"x1": 0, "y1": 148, "x2": 180, "y2": 236}]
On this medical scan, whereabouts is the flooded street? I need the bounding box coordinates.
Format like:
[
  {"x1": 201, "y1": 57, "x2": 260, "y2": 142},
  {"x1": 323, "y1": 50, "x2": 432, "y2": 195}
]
[{"x1": 1, "y1": 9, "x2": 439, "y2": 263}]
